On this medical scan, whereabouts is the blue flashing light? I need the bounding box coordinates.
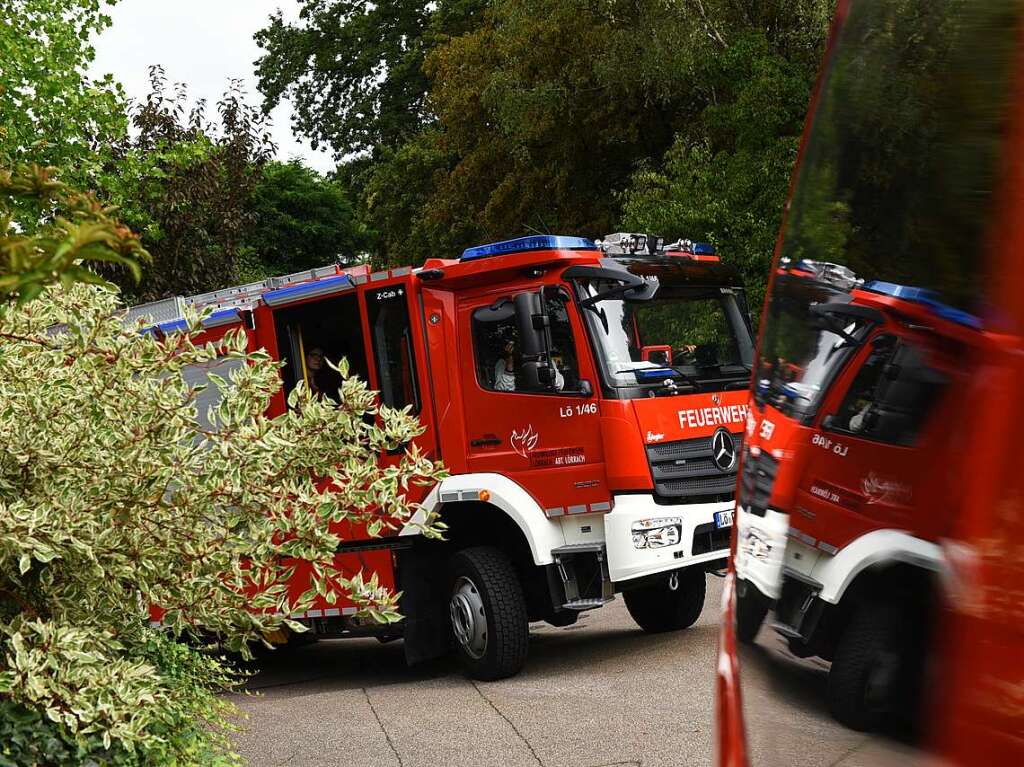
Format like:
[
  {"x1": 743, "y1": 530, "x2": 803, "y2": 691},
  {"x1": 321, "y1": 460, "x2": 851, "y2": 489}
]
[
  {"x1": 460, "y1": 235, "x2": 597, "y2": 261},
  {"x1": 156, "y1": 318, "x2": 188, "y2": 335},
  {"x1": 862, "y1": 280, "x2": 982, "y2": 329},
  {"x1": 691, "y1": 242, "x2": 716, "y2": 256},
  {"x1": 153, "y1": 307, "x2": 241, "y2": 336},
  {"x1": 263, "y1": 274, "x2": 354, "y2": 307}
]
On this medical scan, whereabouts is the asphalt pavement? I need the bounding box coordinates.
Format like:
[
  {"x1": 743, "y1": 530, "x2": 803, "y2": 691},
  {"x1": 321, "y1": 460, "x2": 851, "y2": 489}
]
[{"x1": 230, "y1": 577, "x2": 920, "y2": 767}]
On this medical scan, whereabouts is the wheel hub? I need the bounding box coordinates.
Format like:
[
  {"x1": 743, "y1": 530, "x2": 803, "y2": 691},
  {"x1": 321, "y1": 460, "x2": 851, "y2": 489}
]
[{"x1": 450, "y1": 576, "x2": 487, "y2": 659}]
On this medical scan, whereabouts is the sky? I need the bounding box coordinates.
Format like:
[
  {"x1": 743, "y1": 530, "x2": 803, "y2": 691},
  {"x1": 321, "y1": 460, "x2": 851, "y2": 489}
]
[{"x1": 89, "y1": 0, "x2": 336, "y2": 173}]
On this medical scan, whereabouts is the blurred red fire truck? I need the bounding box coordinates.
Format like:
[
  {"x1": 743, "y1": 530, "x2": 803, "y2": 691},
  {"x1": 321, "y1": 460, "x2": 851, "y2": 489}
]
[{"x1": 717, "y1": 0, "x2": 1024, "y2": 763}]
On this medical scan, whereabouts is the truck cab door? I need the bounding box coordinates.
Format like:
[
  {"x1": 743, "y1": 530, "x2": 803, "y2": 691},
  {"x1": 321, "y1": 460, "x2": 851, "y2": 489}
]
[
  {"x1": 794, "y1": 332, "x2": 948, "y2": 550},
  {"x1": 458, "y1": 286, "x2": 610, "y2": 518}
]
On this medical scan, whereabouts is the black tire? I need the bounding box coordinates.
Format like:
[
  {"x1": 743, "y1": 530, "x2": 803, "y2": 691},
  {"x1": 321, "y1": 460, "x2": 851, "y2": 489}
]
[
  {"x1": 624, "y1": 567, "x2": 706, "y2": 633},
  {"x1": 448, "y1": 547, "x2": 529, "y2": 681},
  {"x1": 735, "y1": 579, "x2": 770, "y2": 644},
  {"x1": 828, "y1": 602, "x2": 913, "y2": 731}
]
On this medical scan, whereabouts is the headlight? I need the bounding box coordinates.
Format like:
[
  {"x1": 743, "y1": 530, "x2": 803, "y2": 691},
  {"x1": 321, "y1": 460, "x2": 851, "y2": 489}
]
[
  {"x1": 631, "y1": 517, "x2": 682, "y2": 549},
  {"x1": 740, "y1": 528, "x2": 773, "y2": 561}
]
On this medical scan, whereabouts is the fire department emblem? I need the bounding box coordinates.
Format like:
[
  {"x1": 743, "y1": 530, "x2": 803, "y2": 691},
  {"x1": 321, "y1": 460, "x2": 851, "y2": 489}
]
[
  {"x1": 861, "y1": 472, "x2": 912, "y2": 505},
  {"x1": 712, "y1": 393, "x2": 721, "y2": 405},
  {"x1": 510, "y1": 424, "x2": 539, "y2": 458},
  {"x1": 711, "y1": 427, "x2": 737, "y2": 472}
]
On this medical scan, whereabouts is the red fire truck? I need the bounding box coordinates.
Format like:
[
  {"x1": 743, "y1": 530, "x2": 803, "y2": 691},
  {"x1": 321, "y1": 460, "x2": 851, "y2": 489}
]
[
  {"x1": 131, "y1": 232, "x2": 755, "y2": 679},
  {"x1": 733, "y1": 259, "x2": 984, "y2": 729}
]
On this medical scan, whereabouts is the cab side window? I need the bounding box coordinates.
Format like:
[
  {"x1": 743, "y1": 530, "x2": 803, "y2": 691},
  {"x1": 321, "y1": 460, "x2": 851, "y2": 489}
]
[
  {"x1": 472, "y1": 294, "x2": 581, "y2": 394},
  {"x1": 832, "y1": 335, "x2": 946, "y2": 446}
]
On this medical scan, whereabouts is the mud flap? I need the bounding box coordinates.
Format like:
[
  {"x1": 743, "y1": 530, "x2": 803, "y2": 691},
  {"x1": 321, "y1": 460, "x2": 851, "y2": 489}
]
[{"x1": 397, "y1": 543, "x2": 450, "y2": 666}]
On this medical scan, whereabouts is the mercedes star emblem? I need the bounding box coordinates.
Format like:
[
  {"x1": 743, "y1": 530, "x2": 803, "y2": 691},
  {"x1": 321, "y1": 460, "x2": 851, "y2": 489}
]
[{"x1": 711, "y1": 427, "x2": 737, "y2": 472}]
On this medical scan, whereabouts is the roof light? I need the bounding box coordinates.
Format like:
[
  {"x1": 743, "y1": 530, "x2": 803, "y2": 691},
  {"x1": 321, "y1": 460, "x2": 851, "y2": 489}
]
[
  {"x1": 599, "y1": 232, "x2": 664, "y2": 256},
  {"x1": 665, "y1": 239, "x2": 717, "y2": 256},
  {"x1": 460, "y1": 235, "x2": 596, "y2": 261},
  {"x1": 862, "y1": 281, "x2": 982, "y2": 329},
  {"x1": 793, "y1": 260, "x2": 861, "y2": 291},
  {"x1": 660, "y1": 239, "x2": 720, "y2": 261}
]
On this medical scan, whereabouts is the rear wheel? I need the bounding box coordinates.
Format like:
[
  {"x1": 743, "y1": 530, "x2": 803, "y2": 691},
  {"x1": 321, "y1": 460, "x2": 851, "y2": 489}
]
[
  {"x1": 624, "y1": 567, "x2": 706, "y2": 633},
  {"x1": 448, "y1": 547, "x2": 529, "y2": 680},
  {"x1": 735, "y1": 579, "x2": 770, "y2": 644}
]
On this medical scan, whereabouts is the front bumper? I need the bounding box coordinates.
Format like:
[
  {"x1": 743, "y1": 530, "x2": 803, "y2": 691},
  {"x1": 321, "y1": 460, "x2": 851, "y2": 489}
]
[
  {"x1": 734, "y1": 506, "x2": 789, "y2": 601},
  {"x1": 604, "y1": 494, "x2": 732, "y2": 583}
]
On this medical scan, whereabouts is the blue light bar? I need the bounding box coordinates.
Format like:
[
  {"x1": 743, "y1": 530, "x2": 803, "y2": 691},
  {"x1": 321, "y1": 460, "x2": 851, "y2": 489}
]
[
  {"x1": 862, "y1": 280, "x2": 982, "y2": 329},
  {"x1": 460, "y1": 235, "x2": 597, "y2": 261},
  {"x1": 262, "y1": 274, "x2": 354, "y2": 307},
  {"x1": 154, "y1": 308, "x2": 241, "y2": 335},
  {"x1": 692, "y1": 242, "x2": 716, "y2": 256}
]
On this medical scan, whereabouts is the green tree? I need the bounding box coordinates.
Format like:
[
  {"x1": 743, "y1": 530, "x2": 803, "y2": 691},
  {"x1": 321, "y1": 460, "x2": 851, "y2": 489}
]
[
  {"x1": 102, "y1": 68, "x2": 276, "y2": 301},
  {"x1": 0, "y1": 0, "x2": 126, "y2": 188},
  {"x1": 391, "y1": 0, "x2": 700, "y2": 263},
  {"x1": 0, "y1": 281, "x2": 445, "y2": 761},
  {"x1": 238, "y1": 159, "x2": 368, "y2": 282},
  {"x1": 1, "y1": 164, "x2": 147, "y2": 303},
  {"x1": 620, "y1": 5, "x2": 834, "y2": 315},
  {"x1": 347, "y1": 0, "x2": 833, "y2": 269},
  {"x1": 255, "y1": 0, "x2": 486, "y2": 159}
]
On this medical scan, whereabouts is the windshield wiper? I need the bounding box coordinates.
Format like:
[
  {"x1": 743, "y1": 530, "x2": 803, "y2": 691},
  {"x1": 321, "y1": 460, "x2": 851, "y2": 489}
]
[
  {"x1": 563, "y1": 265, "x2": 659, "y2": 309},
  {"x1": 580, "y1": 278, "x2": 658, "y2": 309}
]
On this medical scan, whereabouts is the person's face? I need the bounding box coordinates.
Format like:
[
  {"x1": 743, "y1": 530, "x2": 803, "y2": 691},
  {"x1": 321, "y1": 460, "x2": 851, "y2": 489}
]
[
  {"x1": 503, "y1": 340, "x2": 515, "y2": 358},
  {"x1": 306, "y1": 348, "x2": 324, "y2": 371}
]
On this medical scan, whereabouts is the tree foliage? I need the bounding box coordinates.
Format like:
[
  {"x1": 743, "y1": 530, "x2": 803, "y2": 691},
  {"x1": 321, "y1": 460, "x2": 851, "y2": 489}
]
[
  {"x1": 621, "y1": 2, "x2": 834, "y2": 313},
  {"x1": 255, "y1": 0, "x2": 485, "y2": 158},
  {"x1": 0, "y1": 282, "x2": 445, "y2": 760},
  {"x1": 0, "y1": 164, "x2": 147, "y2": 303},
  {"x1": 100, "y1": 68, "x2": 276, "y2": 302},
  {"x1": 778, "y1": 0, "x2": 1019, "y2": 311},
  {"x1": 239, "y1": 160, "x2": 367, "y2": 282},
  {"x1": 0, "y1": 0, "x2": 126, "y2": 187},
  {"x1": 260, "y1": 0, "x2": 834, "y2": 277}
]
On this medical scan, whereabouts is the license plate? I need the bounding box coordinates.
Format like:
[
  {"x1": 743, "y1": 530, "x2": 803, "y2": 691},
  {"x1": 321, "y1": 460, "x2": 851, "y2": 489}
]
[{"x1": 714, "y1": 509, "x2": 734, "y2": 529}]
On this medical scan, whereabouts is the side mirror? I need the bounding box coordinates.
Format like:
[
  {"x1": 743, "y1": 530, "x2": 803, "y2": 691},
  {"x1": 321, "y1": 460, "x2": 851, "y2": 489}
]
[
  {"x1": 883, "y1": 362, "x2": 902, "y2": 381},
  {"x1": 519, "y1": 361, "x2": 557, "y2": 392},
  {"x1": 578, "y1": 379, "x2": 593, "y2": 397},
  {"x1": 822, "y1": 414, "x2": 837, "y2": 431},
  {"x1": 514, "y1": 292, "x2": 545, "y2": 358},
  {"x1": 542, "y1": 284, "x2": 570, "y2": 304},
  {"x1": 641, "y1": 344, "x2": 672, "y2": 366}
]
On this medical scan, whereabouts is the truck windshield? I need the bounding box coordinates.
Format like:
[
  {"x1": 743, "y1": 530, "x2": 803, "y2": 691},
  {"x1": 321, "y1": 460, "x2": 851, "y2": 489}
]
[
  {"x1": 754, "y1": 276, "x2": 870, "y2": 419},
  {"x1": 575, "y1": 276, "x2": 753, "y2": 394}
]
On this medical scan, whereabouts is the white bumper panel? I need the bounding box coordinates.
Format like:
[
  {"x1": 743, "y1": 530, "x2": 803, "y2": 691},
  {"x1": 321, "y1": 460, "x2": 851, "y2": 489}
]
[
  {"x1": 734, "y1": 506, "x2": 789, "y2": 601},
  {"x1": 784, "y1": 529, "x2": 944, "y2": 605},
  {"x1": 605, "y1": 494, "x2": 732, "y2": 583}
]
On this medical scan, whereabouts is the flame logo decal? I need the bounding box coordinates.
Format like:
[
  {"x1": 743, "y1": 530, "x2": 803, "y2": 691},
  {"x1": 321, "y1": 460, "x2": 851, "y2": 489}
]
[{"x1": 510, "y1": 424, "x2": 539, "y2": 458}]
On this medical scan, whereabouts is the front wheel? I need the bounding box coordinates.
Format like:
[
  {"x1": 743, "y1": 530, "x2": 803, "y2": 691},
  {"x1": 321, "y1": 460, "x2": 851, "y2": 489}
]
[
  {"x1": 624, "y1": 567, "x2": 706, "y2": 633},
  {"x1": 828, "y1": 602, "x2": 917, "y2": 731},
  {"x1": 735, "y1": 579, "x2": 770, "y2": 644},
  {"x1": 448, "y1": 547, "x2": 529, "y2": 681}
]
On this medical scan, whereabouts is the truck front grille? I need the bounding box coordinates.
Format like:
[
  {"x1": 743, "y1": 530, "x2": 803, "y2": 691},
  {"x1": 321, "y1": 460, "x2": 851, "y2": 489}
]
[
  {"x1": 646, "y1": 433, "x2": 742, "y2": 502},
  {"x1": 739, "y1": 448, "x2": 779, "y2": 517}
]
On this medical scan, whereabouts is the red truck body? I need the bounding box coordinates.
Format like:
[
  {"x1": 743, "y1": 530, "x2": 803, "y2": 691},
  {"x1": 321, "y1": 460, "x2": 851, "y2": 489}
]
[{"x1": 134, "y1": 234, "x2": 755, "y2": 677}]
